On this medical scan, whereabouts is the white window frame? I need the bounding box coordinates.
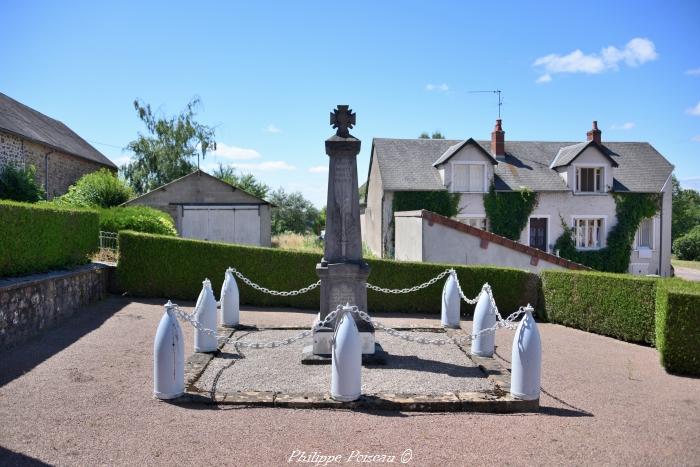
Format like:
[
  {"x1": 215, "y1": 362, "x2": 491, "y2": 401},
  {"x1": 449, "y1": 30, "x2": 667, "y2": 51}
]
[
  {"x1": 570, "y1": 215, "x2": 607, "y2": 250},
  {"x1": 457, "y1": 214, "x2": 488, "y2": 231},
  {"x1": 526, "y1": 215, "x2": 551, "y2": 252},
  {"x1": 635, "y1": 216, "x2": 656, "y2": 251},
  {"x1": 450, "y1": 161, "x2": 488, "y2": 193},
  {"x1": 573, "y1": 164, "x2": 606, "y2": 194}
]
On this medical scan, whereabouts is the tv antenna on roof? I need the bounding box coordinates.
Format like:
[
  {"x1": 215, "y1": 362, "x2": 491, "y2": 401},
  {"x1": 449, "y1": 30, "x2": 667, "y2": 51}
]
[{"x1": 468, "y1": 89, "x2": 502, "y2": 119}]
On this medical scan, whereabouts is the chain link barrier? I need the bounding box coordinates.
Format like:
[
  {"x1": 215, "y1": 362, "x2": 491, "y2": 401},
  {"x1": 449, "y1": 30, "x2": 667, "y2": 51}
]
[
  {"x1": 228, "y1": 267, "x2": 321, "y2": 297},
  {"x1": 167, "y1": 267, "x2": 528, "y2": 350}
]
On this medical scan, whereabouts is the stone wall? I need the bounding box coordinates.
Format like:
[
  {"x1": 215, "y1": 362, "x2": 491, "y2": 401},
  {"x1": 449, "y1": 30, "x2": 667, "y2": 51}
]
[
  {"x1": 0, "y1": 129, "x2": 111, "y2": 199},
  {"x1": 0, "y1": 264, "x2": 113, "y2": 348}
]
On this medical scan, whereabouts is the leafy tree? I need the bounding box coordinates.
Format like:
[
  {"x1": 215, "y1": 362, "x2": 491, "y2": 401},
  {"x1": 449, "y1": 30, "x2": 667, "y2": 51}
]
[
  {"x1": 671, "y1": 176, "x2": 700, "y2": 240},
  {"x1": 418, "y1": 131, "x2": 445, "y2": 139},
  {"x1": 0, "y1": 164, "x2": 45, "y2": 202},
  {"x1": 58, "y1": 168, "x2": 134, "y2": 208},
  {"x1": 268, "y1": 188, "x2": 319, "y2": 235},
  {"x1": 212, "y1": 164, "x2": 270, "y2": 200},
  {"x1": 122, "y1": 97, "x2": 216, "y2": 194}
]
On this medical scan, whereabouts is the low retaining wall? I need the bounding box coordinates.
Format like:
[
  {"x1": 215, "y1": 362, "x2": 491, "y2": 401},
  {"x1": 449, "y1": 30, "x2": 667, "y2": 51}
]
[{"x1": 0, "y1": 263, "x2": 113, "y2": 348}]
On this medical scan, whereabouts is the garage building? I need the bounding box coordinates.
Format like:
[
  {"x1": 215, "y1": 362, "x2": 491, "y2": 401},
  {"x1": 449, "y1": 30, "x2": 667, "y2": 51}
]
[{"x1": 124, "y1": 170, "x2": 272, "y2": 246}]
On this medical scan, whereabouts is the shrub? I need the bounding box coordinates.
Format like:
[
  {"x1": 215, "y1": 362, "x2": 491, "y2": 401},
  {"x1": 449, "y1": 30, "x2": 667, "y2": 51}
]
[
  {"x1": 656, "y1": 279, "x2": 700, "y2": 375},
  {"x1": 0, "y1": 200, "x2": 98, "y2": 277},
  {"x1": 673, "y1": 226, "x2": 700, "y2": 261},
  {"x1": 0, "y1": 164, "x2": 45, "y2": 202},
  {"x1": 541, "y1": 269, "x2": 657, "y2": 344},
  {"x1": 117, "y1": 231, "x2": 537, "y2": 314},
  {"x1": 99, "y1": 206, "x2": 176, "y2": 236},
  {"x1": 58, "y1": 168, "x2": 134, "y2": 208},
  {"x1": 393, "y1": 191, "x2": 460, "y2": 219}
]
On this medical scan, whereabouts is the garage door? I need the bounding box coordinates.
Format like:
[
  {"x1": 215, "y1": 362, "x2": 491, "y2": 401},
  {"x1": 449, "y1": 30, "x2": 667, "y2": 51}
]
[{"x1": 181, "y1": 206, "x2": 260, "y2": 245}]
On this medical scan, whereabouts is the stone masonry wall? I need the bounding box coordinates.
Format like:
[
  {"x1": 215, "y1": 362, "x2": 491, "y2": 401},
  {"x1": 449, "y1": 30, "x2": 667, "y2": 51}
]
[
  {"x1": 0, "y1": 264, "x2": 112, "y2": 348},
  {"x1": 0, "y1": 129, "x2": 111, "y2": 199}
]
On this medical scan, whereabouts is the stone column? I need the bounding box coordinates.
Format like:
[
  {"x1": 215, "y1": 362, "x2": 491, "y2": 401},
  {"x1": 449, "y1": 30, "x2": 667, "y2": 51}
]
[{"x1": 312, "y1": 105, "x2": 375, "y2": 356}]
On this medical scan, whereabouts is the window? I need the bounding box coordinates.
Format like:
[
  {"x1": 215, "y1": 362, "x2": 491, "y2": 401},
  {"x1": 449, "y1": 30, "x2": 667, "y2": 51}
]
[
  {"x1": 453, "y1": 163, "x2": 485, "y2": 192},
  {"x1": 574, "y1": 218, "x2": 604, "y2": 249},
  {"x1": 459, "y1": 217, "x2": 487, "y2": 230},
  {"x1": 576, "y1": 167, "x2": 603, "y2": 193},
  {"x1": 637, "y1": 218, "x2": 653, "y2": 249}
]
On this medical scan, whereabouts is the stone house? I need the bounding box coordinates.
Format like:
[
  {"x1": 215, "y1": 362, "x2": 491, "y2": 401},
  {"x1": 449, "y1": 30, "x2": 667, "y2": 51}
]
[
  {"x1": 124, "y1": 170, "x2": 272, "y2": 246},
  {"x1": 0, "y1": 92, "x2": 117, "y2": 198},
  {"x1": 361, "y1": 120, "x2": 674, "y2": 276}
]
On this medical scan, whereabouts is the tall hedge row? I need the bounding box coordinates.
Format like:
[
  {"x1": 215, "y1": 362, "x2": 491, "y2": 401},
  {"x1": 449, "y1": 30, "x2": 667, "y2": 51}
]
[
  {"x1": 540, "y1": 269, "x2": 657, "y2": 344},
  {"x1": 117, "y1": 231, "x2": 537, "y2": 314},
  {"x1": 656, "y1": 280, "x2": 700, "y2": 375},
  {"x1": 0, "y1": 200, "x2": 99, "y2": 277}
]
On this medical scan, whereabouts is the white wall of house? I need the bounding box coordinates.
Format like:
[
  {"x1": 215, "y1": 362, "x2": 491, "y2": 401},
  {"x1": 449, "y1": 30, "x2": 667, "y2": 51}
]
[
  {"x1": 362, "y1": 152, "x2": 394, "y2": 257},
  {"x1": 395, "y1": 211, "x2": 566, "y2": 272}
]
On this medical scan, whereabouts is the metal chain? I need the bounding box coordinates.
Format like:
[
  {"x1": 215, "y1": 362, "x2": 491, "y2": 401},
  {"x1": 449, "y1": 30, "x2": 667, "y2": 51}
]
[
  {"x1": 170, "y1": 304, "x2": 342, "y2": 349},
  {"x1": 355, "y1": 307, "x2": 527, "y2": 346},
  {"x1": 228, "y1": 267, "x2": 321, "y2": 297},
  {"x1": 365, "y1": 268, "x2": 453, "y2": 294}
]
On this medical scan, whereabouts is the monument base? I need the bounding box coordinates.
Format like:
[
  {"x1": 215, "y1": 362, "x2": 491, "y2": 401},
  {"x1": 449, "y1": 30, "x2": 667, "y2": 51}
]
[{"x1": 301, "y1": 343, "x2": 388, "y2": 365}]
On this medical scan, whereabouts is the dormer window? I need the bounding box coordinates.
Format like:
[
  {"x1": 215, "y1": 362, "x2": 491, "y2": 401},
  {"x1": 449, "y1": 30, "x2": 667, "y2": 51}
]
[
  {"x1": 452, "y1": 162, "x2": 486, "y2": 192},
  {"x1": 576, "y1": 166, "x2": 604, "y2": 193}
]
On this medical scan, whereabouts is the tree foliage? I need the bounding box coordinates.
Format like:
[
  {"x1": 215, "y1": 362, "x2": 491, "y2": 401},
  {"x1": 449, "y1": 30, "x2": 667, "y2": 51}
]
[
  {"x1": 268, "y1": 188, "x2": 320, "y2": 235},
  {"x1": 121, "y1": 97, "x2": 216, "y2": 194},
  {"x1": 554, "y1": 193, "x2": 660, "y2": 272},
  {"x1": 672, "y1": 176, "x2": 700, "y2": 241},
  {"x1": 418, "y1": 131, "x2": 445, "y2": 139},
  {"x1": 673, "y1": 225, "x2": 700, "y2": 261},
  {"x1": 483, "y1": 184, "x2": 538, "y2": 240},
  {"x1": 212, "y1": 164, "x2": 270, "y2": 200},
  {"x1": 0, "y1": 164, "x2": 45, "y2": 202},
  {"x1": 58, "y1": 168, "x2": 134, "y2": 208}
]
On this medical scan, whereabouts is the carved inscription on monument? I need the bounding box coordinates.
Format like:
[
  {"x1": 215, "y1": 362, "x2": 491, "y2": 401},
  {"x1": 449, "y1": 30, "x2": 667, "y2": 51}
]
[{"x1": 329, "y1": 283, "x2": 354, "y2": 309}]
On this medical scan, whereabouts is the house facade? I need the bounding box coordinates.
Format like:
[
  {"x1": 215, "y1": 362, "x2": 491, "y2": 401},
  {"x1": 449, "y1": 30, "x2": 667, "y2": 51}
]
[
  {"x1": 361, "y1": 120, "x2": 674, "y2": 276},
  {"x1": 0, "y1": 92, "x2": 116, "y2": 198}
]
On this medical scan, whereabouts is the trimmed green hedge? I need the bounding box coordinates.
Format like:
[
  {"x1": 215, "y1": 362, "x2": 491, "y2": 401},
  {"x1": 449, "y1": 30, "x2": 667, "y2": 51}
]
[
  {"x1": 0, "y1": 200, "x2": 99, "y2": 277},
  {"x1": 656, "y1": 280, "x2": 700, "y2": 375},
  {"x1": 117, "y1": 231, "x2": 537, "y2": 314},
  {"x1": 541, "y1": 269, "x2": 657, "y2": 344}
]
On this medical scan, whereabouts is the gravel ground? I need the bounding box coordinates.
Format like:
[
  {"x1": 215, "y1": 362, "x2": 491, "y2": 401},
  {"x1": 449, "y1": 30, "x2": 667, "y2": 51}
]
[
  {"x1": 195, "y1": 329, "x2": 492, "y2": 394},
  {"x1": 1, "y1": 296, "x2": 699, "y2": 466}
]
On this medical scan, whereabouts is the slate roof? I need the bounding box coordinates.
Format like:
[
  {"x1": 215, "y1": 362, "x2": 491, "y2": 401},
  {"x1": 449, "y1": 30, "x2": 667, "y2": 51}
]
[
  {"x1": 370, "y1": 138, "x2": 673, "y2": 193},
  {"x1": 550, "y1": 140, "x2": 619, "y2": 169},
  {"x1": 432, "y1": 138, "x2": 498, "y2": 166},
  {"x1": 0, "y1": 92, "x2": 116, "y2": 169}
]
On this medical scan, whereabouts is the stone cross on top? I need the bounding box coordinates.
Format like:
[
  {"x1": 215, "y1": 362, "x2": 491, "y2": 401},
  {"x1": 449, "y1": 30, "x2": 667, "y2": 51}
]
[{"x1": 330, "y1": 105, "x2": 356, "y2": 138}]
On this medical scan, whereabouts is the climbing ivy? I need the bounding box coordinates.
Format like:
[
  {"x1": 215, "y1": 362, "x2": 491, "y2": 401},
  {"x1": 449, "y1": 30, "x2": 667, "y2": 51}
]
[
  {"x1": 553, "y1": 193, "x2": 661, "y2": 272},
  {"x1": 392, "y1": 190, "x2": 460, "y2": 218},
  {"x1": 483, "y1": 184, "x2": 538, "y2": 240}
]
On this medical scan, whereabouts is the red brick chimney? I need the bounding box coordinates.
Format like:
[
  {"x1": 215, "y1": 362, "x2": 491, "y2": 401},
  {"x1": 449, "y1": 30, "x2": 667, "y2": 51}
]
[
  {"x1": 491, "y1": 119, "x2": 505, "y2": 157},
  {"x1": 586, "y1": 120, "x2": 602, "y2": 144}
]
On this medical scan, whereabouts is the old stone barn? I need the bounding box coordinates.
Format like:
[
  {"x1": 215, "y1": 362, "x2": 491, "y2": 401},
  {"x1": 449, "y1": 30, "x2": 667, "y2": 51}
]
[{"x1": 124, "y1": 170, "x2": 272, "y2": 246}]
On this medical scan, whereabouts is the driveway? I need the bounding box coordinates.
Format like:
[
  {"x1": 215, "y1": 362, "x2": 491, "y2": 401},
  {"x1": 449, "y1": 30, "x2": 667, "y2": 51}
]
[
  {"x1": 674, "y1": 266, "x2": 700, "y2": 282},
  {"x1": 1, "y1": 297, "x2": 698, "y2": 466}
]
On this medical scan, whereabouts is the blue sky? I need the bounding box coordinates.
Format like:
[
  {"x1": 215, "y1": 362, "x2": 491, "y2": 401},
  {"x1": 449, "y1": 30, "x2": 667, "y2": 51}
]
[{"x1": 2, "y1": 0, "x2": 699, "y2": 205}]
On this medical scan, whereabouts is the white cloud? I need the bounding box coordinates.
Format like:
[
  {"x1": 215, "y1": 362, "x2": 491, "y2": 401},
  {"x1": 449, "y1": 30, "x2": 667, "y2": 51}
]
[
  {"x1": 685, "y1": 68, "x2": 700, "y2": 76},
  {"x1": 535, "y1": 73, "x2": 552, "y2": 84},
  {"x1": 308, "y1": 165, "x2": 328, "y2": 173},
  {"x1": 212, "y1": 142, "x2": 261, "y2": 160},
  {"x1": 692, "y1": 135, "x2": 700, "y2": 142},
  {"x1": 230, "y1": 161, "x2": 296, "y2": 171},
  {"x1": 266, "y1": 124, "x2": 281, "y2": 133},
  {"x1": 425, "y1": 83, "x2": 449, "y2": 92},
  {"x1": 533, "y1": 37, "x2": 658, "y2": 81},
  {"x1": 686, "y1": 101, "x2": 700, "y2": 116},
  {"x1": 610, "y1": 122, "x2": 636, "y2": 130}
]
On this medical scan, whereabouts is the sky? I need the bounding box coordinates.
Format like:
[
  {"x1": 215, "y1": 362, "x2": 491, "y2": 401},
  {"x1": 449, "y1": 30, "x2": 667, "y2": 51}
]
[{"x1": 1, "y1": 0, "x2": 699, "y2": 206}]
